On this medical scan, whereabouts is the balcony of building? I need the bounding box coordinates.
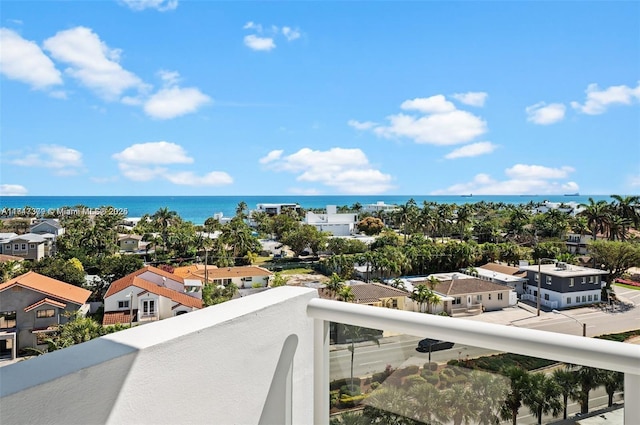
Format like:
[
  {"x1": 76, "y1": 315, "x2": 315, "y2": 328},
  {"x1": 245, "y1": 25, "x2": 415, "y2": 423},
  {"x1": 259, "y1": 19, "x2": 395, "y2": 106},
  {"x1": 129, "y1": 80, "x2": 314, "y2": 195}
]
[{"x1": 0, "y1": 286, "x2": 638, "y2": 424}]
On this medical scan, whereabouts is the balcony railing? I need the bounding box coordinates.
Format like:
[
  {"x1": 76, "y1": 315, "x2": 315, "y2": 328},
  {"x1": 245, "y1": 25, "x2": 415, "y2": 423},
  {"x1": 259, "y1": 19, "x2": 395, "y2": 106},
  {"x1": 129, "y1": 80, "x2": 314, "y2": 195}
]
[{"x1": 1, "y1": 287, "x2": 638, "y2": 424}]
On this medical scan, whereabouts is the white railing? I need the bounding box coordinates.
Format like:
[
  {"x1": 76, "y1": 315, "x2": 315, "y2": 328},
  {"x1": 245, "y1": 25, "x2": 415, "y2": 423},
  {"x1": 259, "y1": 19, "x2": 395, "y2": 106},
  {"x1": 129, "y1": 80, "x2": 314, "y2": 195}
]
[{"x1": 307, "y1": 298, "x2": 640, "y2": 425}]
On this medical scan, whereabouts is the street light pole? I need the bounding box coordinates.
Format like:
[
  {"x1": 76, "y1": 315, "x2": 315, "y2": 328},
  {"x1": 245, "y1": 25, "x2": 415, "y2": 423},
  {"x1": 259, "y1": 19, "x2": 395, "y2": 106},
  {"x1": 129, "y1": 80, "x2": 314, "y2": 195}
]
[
  {"x1": 127, "y1": 291, "x2": 133, "y2": 327},
  {"x1": 552, "y1": 309, "x2": 587, "y2": 337}
]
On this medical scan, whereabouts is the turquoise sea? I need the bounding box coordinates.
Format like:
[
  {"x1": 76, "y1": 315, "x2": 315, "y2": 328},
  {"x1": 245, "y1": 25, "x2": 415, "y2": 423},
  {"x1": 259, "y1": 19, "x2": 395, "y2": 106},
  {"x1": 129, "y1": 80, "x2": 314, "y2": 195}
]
[{"x1": 0, "y1": 195, "x2": 615, "y2": 225}]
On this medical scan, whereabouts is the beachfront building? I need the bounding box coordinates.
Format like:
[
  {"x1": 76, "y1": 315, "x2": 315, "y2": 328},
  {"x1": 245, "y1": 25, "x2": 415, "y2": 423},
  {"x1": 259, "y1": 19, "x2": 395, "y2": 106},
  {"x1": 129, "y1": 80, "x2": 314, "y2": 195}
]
[
  {"x1": 254, "y1": 203, "x2": 302, "y2": 216},
  {"x1": 519, "y1": 262, "x2": 608, "y2": 309},
  {"x1": 304, "y1": 205, "x2": 358, "y2": 237},
  {"x1": 362, "y1": 201, "x2": 398, "y2": 215},
  {"x1": 0, "y1": 272, "x2": 91, "y2": 359}
]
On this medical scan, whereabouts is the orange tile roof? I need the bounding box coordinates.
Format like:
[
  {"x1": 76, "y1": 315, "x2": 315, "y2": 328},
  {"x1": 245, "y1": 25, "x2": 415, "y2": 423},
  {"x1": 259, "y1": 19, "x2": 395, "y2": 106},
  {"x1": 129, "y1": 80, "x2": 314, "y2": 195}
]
[
  {"x1": 173, "y1": 264, "x2": 218, "y2": 278},
  {"x1": 186, "y1": 266, "x2": 272, "y2": 281},
  {"x1": 106, "y1": 276, "x2": 202, "y2": 309},
  {"x1": 104, "y1": 266, "x2": 186, "y2": 298},
  {"x1": 479, "y1": 263, "x2": 527, "y2": 278},
  {"x1": 0, "y1": 271, "x2": 91, "y2": 305},
  {"x1": 0, "y1": 254, "x2": 24, "y2": 263},
  {"x1": 24, "y1": 297, "x2": 67, "y2": 312},
  {"x1": 102, "y1": 310, "x2": 136, "y2": 326}
]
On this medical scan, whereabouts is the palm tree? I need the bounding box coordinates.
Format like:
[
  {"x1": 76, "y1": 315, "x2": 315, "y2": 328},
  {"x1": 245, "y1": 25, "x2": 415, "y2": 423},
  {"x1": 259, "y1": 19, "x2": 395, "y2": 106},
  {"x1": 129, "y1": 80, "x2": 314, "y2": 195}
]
[
  {"x1": 601, "y1": 370, "x2": 624, "y2": 407},
  {"x1": 337, "y1": 285, "x2": 355, "y2": 302},
  {"x1": 344, "y1": 325, "x2": 380, "y2": 393},
  {"x1": 235, "y1": 201, "x2": 248, "y2": 220},
  {"x1": 501, "y1": 366, "x2": 530, "y2": 425},
  {"x1": 552, "y1": 368, "x2": 578, "y2": 420},
  {"x1": 443, "y1": 383, "x2": 477, "y2": 425},
  {"x1": 573, "y1": 366, "x2": 604, "y2": 414},
  {"x1": 522, "y1": 372, "x2": 562, "y2": 424},
  {"x1": 470, "y1": 371, "x2": 508, "y2": 424},
  {"x1": 610, "y1": 194, "x2": 640, "y2": 238},
  {"x1": 579, "y1": 198, "x2": 609, "y2": 240},
  {"x1": 325, "y1": 273, "x2": 345, "y2": 298},
  {"x1": 0, "y1": 260, "x2": 23, "y2": 283},
  {"x1": 411, "y1": 284, "x2": 431, "y2": 313}
]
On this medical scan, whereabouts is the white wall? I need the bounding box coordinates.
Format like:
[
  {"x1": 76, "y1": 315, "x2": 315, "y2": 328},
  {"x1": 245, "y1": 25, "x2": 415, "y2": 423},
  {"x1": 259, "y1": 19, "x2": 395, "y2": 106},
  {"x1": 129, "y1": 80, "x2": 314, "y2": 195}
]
[
  {"x1": 0, "y1": 287, "x2": 317, "y2": 425},
  {"x1": 139, "y1": 271, "x2": 183, "y2": 293}
]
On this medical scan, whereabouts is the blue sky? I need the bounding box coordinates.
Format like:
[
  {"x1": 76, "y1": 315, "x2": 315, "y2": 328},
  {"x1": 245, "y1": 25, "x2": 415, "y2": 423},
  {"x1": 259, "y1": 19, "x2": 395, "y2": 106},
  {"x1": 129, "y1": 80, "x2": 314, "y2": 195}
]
[{"x1": 1, "y1": 0, "x2": 639, "y2": 196}]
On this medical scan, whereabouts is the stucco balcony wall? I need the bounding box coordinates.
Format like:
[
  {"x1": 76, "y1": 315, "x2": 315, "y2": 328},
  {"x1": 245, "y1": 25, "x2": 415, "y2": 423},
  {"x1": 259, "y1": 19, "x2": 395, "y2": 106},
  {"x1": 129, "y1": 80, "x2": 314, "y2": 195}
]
[{"x1": 0, "y1": 287, "x2": 318, "y2": 425}]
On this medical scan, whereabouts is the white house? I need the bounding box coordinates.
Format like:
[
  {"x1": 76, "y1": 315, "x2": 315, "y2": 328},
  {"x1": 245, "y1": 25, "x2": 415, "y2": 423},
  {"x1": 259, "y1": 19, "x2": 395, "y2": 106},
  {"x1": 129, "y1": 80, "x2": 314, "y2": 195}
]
[
  {"x1": 363, "y1": 201, "x2": 398, "y2": 214},
  {"x1": 102, "y1": 267, "x2": 203, "y2": 326},
  {"x1": 304, "y1": 205, "x2": 358, "y2": 237},
  {"x1": 30, "y1": 219, "x2": 64, "y2": 238},
  {"x1": 173, "y1": 265, "x2": 273, "y2": 289}
]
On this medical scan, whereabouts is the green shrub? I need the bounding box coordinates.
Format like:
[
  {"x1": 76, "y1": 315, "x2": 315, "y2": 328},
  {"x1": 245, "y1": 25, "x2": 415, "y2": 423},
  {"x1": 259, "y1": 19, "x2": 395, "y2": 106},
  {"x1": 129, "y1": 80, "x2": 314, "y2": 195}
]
[
  {"x1": 370, "y1": 381, "x2": 381, "y2": 390},
  {"x1": 340, "y1": 384, "x2": 361, "y2": 397},
  {"x1": 330, "y1": 390, "x2": 340, "y2": 407},
  {"x1": 423, "y1": 362, "x2": 438, "y2": 371},
  {"x1": 423, "y1": 373, "x2": 439, "y2": 386},
  {"x1": 372, "y1": 372, "x2": 386, "y2": 384},
  {"x1": 440, "y1": 367, "x2": 456, "y2": 378},
  {"x1": 405, "y1": 375, "x2": 426, "y2": 386},
  {"x1": 396, "y1": 365, "x2": 419, "y2": 377},
  {"x1": 331, "y1": 377, "x2": 361, "y2": 391}
]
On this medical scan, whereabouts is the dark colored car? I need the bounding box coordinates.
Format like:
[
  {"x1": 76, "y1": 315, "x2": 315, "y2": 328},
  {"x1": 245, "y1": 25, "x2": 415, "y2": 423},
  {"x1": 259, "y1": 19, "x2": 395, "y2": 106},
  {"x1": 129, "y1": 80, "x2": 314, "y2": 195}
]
[{"x1": 416, "y1": 338, "x2": 455, "y2": 353}]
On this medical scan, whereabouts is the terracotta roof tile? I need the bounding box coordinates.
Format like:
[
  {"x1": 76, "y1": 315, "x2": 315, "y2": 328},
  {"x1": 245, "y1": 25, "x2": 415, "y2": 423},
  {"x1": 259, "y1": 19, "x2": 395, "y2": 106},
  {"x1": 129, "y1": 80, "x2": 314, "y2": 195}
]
[
  {"x1": 432, "y1": 278, "x2": 511, "y2": 296},
  {"x1": 104, "y1": 266, "x2": 186, "y2": 298},
  {"x1": 24, "y1": 297, "x2": 67, "y2": 312},
  {"x1": 102, "y1": 310, "x2": 137, "y2": 326},
  {"x1": 0, "y1": 254, "x2": 25, "y2": 263},
  {"x1": 105, "y1": 276, "x2": 202, "y2": 309},
  {"x1": 184, "y1": 266, "x2": 272, "y2": 281},
  {"x1": 479, "y1": 263, "x2": 527, "y2": 278},
  {"x1": 0, "y1": 271, "x2": 91, "y2": 305}
]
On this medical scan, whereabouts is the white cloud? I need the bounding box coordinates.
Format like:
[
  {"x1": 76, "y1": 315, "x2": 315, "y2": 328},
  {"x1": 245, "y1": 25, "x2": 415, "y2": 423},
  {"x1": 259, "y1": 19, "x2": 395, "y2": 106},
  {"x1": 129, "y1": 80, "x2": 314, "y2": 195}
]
[
  {"x1": 259, "y1": 150, "x2": 284, "y2": 164},
  {"x1": 11, "y1": 145, "x2": 84, "y2": 175},
  {"x1": 358, "y1": 94, "x2": 488, "y2": 145},
  {"x1": 43, "y1": 26, "x2": 145, "y2": 100},
  {"x1": 0, "y1": 184, "x2": 28, "y2": 196},
  {"x1": 374, "y1": 110, "x2": 487, "y2": 145},
  {"x1": 452, "y1": 92, "x2": 488, "y2": 107},
  {"x1": 628, "y1": 174, "x2": 640, "y2": 188},
  {"x1": 505, "y1": 164, "x2": 574, "y2": 179},
  {"x1": 0, "y1": 28, "x2": 63, "y2": 89},
  {"x1": 261, "y1": 147, "x2": 394, "y2": 194},
  {"x1": 400, "y1": 95, "x2": 456, "y2": 114},
  {"x1": 113, "y1": 141, "x2": 193, "y2": 164},
  {"x1": 444, "y1": 142, "x2": 497, "y2": 159},
  {"x1": 431, "y1": 164, "x2": 578, "y2": 195},
  {"x1": 119, "y1": 0, "x2": 178, "y2": 11},
  {"x1": 571, "y1": 82, "x2": 640, "y2": 115},
  {"x1": 144, "y1": 86, "x2": 211, "y2": 119},
  {"x1": 113, "y1": 141, "x2": 232, "y2": 186},
  {"x1": 526, "y1": 102, "x2": 566, "y2": 125},
  {"x1": 165, "y1": 171, "x2": 233, "y2": 186},
  {"x1": 243, "y1": 21, "x2": 263, "y2": 32},
  {"x1": 347, "y1": 119, "x2": 377, "y2": 130},
  {"x1": 282, "y1": 26, "x2": 301, "y2": 41},
  {"x1": 243, "y1": 35, "x2": 276, "y2": 51}
]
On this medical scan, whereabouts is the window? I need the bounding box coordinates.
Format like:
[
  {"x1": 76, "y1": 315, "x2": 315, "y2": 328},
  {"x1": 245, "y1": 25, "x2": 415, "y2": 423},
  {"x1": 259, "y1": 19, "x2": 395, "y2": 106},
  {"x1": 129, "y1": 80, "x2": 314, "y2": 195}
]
[
  {"x1": 582, "y1": 296, "x2": 586, "y2": 303},
  {"x1": 476, "y1": 295, "x2": 482, "y2": 302},
  {"x1": 488, "y1": 294, "x2": 492, "y2": 300},
  {"x1": 534, "y1": 273, "x2": 539, "y2": 282},
  {"x1": 118, "y1": 300, "x2": 130, "y2": 309},
  {"x1": 0, "y1": 311, "x2": 17, "y2": 329},
  {"x1": 142, "y1": 300, "x2": 156, "y2": 315},
  {"x1": 544, "y1": 294, "x2": 550, "y2": 300},
  {"x1": 453, "y1": 297, "x2": 461, "y2": 305},
  {"x1": 581, "y1": 277, "x2": 586, "y2": 284},
  {"x1": 589, "y1": 276, "x2": 594, "y2": 283},
  {"x1": 36, "y1": 309, "x2": 55, "y2": 318},
  {"x1": 594, "y1": 294, "x2": 599, "y2": 301},
  {"x1": 13, "y1": 244, "x2": 19, "y2": 250},
  {"x1": 546, "y1": 276, "x2": 552, "y2": 285},
  {"x1": 588, "y1": 295, "x2": 592, "y2": 301},
  {"x1": 21, "y1": 244, "x2": 26, "y2": 250},
  {"x1": 213, "y1": 278, "x2": 232, "y2": 285},
  {"x1": 567, "y1": 297, "x2": 572, "y2": 304},
  {"x1": 29, "y1": 244, "x2": 36, "y2": 249},
  {"x1": 391, "y1": 299, "x2": 398, "y2": 309},
  {"x1": 594, "y1": 276, "x2": 599, "y2": 284},
  {"x1": 498, "y1": 293, "x2": 503, "y2": 300},
  {"x1": 569, "y1": 278, "x2": 574, "y2": 287},
  {"x1": 241, "y1": 277, "x2": 253, "y2": 282},
  {"x1": 4, "y1": 244, "x2": 9, "y2": 250}
]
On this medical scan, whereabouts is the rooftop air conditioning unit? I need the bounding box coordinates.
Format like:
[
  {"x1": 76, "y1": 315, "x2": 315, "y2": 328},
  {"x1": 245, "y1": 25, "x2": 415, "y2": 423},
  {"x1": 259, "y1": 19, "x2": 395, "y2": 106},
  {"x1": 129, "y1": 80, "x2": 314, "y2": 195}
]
[{"x1": 556, "y1": 262, "x2": 567, "y2": 270}]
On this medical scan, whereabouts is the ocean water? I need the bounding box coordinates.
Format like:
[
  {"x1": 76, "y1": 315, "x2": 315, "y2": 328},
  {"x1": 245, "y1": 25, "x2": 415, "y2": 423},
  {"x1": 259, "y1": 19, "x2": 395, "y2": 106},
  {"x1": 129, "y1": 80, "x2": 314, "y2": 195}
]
[{"x1": 0, "y1": 195, "x2": 614, "y2": 225}]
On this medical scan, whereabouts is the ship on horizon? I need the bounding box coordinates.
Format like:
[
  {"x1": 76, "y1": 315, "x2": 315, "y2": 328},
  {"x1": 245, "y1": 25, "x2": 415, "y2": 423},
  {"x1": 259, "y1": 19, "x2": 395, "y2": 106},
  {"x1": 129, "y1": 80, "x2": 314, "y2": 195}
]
[{"x1": 564, "y1": 193, "x2": 580, "y2": 196}]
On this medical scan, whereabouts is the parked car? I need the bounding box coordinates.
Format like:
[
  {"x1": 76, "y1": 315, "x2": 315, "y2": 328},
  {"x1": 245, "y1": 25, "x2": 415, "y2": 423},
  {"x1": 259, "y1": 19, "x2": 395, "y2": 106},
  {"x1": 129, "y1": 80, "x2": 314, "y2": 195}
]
[{"x1": 416, "y1": 338, "x2": 454, "y2": 352}]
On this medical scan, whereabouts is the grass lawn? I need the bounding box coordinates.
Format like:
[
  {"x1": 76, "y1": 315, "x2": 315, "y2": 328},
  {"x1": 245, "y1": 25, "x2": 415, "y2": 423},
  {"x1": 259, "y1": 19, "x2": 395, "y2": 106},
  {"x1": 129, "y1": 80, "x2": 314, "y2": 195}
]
[
  {"x1": 614, "y1": 283, "x2": 640, "y2": 291},
  {"x1": 596, "y1": 329, "x2": 640, "y2": 343},
  {"x1": 280, "y1": 267, "x2": 316, "y2": 275}
]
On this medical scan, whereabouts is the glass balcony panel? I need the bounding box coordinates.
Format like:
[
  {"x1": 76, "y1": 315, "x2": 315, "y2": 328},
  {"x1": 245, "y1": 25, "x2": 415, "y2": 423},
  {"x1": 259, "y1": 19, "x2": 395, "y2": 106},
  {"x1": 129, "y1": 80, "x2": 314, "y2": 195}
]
[{"x1": 328, "y1": 323, "x2": 625, "y2": 424}]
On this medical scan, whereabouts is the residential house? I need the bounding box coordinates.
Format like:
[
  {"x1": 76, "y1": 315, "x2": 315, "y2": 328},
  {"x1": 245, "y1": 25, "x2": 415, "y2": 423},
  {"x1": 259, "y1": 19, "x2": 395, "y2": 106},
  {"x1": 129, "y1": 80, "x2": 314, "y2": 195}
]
[
  {"x1": 118, "y1": 234, "x2": 144, "y2": 252},
  {"x1": 102, "y1": 267, "x2": 203, "y2": 327},
  {"x1": 565, "y1": 233, "x2": 596, "y2": 255},
  {"x1": 30, "y1": 219, "x2": 64, "y2": 238},
  {"x1": 519, "y1": 262, "x2": 608, "y2": 309},
  {"x1": 318, "y1": 281, "x2": 411, "y2": 343},
  {"x1": 410, "y1": 273, "x2": 515, "y2": 316},
  {"x1": 0, "y1": 233, "x2": 50, "y2": 260},
  {"x1": 362, "y1": 201, "x2": 398, "y2": 214},
  {"x1": 304, "y1": 205, "x2": 358, "y2": 237},
  {"x1": 0, "y1": 271, "x2": 91, "y2": 359},
  {"x1": 254, "y1": 203, "x2": 302, "y2": 217},
  {"x1": 464, "y1": 262, "x2": 529, "y2": 296},
  {"x1": 173, "y1": 265, "x2": 273, "y2": 289}
]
